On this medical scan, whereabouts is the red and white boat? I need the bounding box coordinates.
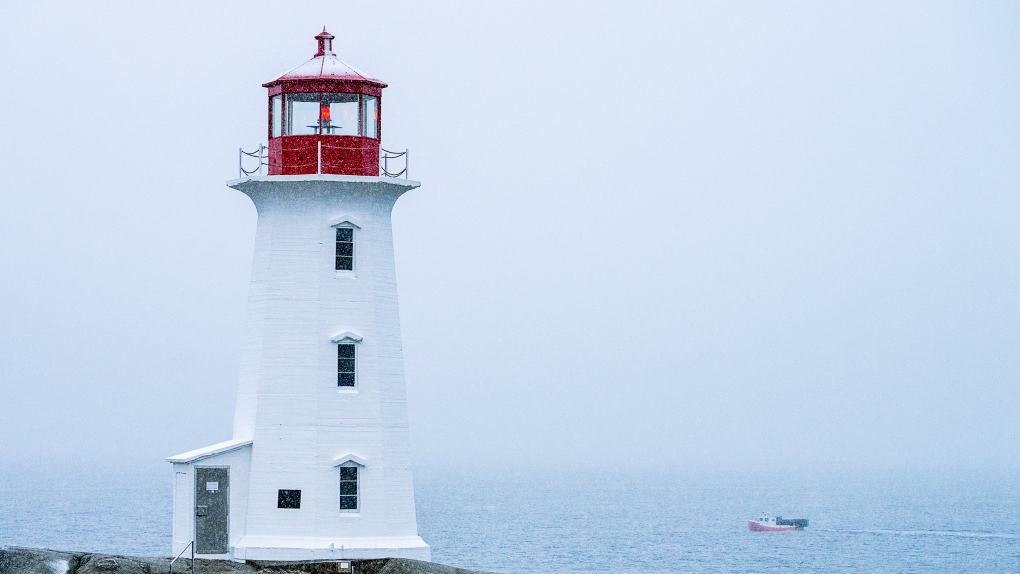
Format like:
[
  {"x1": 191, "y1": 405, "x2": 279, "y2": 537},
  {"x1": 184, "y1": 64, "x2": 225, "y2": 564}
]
[{"x1": 748, "y1": 514, "x2": 809, "y2": 531}]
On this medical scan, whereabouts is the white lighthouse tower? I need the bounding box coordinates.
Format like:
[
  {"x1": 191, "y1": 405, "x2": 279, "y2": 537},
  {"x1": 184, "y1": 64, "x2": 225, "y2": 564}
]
[{"x1": 167, "y1": 29, "x2": 430, "y2": 562}]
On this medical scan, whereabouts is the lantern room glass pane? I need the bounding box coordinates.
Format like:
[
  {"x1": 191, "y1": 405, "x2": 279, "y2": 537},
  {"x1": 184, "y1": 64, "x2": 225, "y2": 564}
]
[
  {"x1": 285, "y1": 93, "x2": 320, "y2": 135},
  {"x1": 362, "y1": 96, "x2": 378, "y2": 139},
  {"x1": 271, "y1": 95, "x2": 282, "y2": 138},
  {"x1": 322, "y1": 93, "x2": 359, "y2": 136}
]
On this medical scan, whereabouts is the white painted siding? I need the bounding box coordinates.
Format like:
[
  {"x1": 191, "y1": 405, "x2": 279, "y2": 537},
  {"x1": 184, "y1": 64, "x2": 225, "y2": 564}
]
[{"x1": 224, "y1": 176, "x2": 428, "y2": 560}]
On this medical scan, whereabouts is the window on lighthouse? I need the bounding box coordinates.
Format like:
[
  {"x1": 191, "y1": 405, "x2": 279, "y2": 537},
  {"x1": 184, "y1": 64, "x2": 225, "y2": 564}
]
[
  {"x1": 322, "y1": 93, "x2": 360, "y2": 136},
  {"x1": 284, "y1": 93, "x2": 320, "y2": 135},
  {"x1": 277, "y1": 489, "x2": 301, "y2": 509},
  {"x1": 335, "y1": 227, "x2": 354, "y2": 271},
  {"x1": 271, "y1": 95, "x2": 282, "y2": 138},
  {"x1": 339, "y1": 465, "x2": 359, "y2": 511},
  {"x1": 281, "y1": 93, "x2": 369, "y2": 137},
  {"x1": 362, "y1": 96, "x2": 378, "y2": 139},
  {"x1": 338, "y1": 344, "x2": 356, "y2": 387}
]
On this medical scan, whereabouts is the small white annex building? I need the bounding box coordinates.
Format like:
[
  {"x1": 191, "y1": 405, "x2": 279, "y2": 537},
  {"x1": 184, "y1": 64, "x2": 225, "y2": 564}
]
[{"x1": 167, "y1": 30, "x2": 429, "y2": 562}]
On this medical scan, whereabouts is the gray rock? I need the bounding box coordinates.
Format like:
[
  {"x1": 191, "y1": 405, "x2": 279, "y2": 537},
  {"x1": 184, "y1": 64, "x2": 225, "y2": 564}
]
[
  {"x1": 0, "y1": 547, "x2": 80, "y2": 574},
  {"x1": 377, "y1": 558, "x2": 487, "y2": 574},
  {"x1": 76, "y1": 554, "x2": 166, "y2": 574},
  {"x1": 0, "y1": 548, "x2": 495, "y2": 574}
]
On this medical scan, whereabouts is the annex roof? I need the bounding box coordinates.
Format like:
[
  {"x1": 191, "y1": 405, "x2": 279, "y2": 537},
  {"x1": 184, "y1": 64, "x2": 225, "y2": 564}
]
[{"x1": 166, "y1": 438, "x2": 253, "y2": 464}]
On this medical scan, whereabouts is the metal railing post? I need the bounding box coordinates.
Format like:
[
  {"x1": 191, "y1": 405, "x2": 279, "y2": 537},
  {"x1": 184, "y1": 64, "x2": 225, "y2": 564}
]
[
  {"x1": 405, "y1": 148, "x2": 409, "y2": 179},
  {"x1": 169, "y1": 541, "x2": 195, "y2": 574},
  {"x1": 317, "y1": 141, "x2": 322, "y2": 175},
  {"x1": 238, "y1": 148, "x2": 242, "y2": 179}
]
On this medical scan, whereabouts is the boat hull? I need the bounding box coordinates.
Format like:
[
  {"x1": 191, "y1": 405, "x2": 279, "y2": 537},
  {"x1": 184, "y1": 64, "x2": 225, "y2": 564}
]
[{"x1": 748, "y1": 521, "x2": 801, "y2": 532}]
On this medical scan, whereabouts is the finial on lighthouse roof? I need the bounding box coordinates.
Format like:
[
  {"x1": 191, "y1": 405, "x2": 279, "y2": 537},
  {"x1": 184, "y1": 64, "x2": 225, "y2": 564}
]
[
  {"x1": 315, "y1": 27, "x2": 335, "y2": 57},
  {"x1": 264, "y1": 28, "x2": 386, "y2": 90}
]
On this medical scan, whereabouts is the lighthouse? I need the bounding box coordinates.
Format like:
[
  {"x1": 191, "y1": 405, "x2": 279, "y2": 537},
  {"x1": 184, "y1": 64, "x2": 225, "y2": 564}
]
[{"x1": 166, "y1": 30, "x2": 430, "y2": 562}]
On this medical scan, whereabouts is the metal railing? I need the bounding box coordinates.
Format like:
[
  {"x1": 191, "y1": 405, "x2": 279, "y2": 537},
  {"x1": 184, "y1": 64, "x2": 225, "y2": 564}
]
[
  {"x1": 237, "y1": 144, "x2": 409, "y2": 179},
  {"x1": 169, "y1": 541, "x2": 194, "y2": 574},
  {"x1": 239, "y1": 145, "x2": 267, "y2": 177},
  {"x1": 381, "y1": 148, "x2": 409, "y2": 179}
]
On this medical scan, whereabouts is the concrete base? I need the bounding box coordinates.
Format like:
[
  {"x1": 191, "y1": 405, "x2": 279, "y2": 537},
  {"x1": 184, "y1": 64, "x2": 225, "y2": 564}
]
[{"x1": 231, "y1": 536, "x2": 431, "y2": 562}]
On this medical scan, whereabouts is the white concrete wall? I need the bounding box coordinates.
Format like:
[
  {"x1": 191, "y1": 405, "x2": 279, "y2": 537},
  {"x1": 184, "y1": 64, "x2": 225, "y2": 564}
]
[
  {"x1": 171, "y1": 462, "x2": 192, "y2": 557},
  {"x1": 226, "y1": 176, "x2": 428, "y2": 561}
]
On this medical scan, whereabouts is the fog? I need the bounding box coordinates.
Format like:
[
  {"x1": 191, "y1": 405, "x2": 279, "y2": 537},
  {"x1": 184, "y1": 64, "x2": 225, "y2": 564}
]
[{"x1": 0, "y1": 1, "x2": 1018, "y2": 474}]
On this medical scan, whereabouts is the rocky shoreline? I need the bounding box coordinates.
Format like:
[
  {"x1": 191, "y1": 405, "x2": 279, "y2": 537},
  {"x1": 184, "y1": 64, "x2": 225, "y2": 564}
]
[{"x1": 0, "y1": 547, "x2": 490, "y2": 574}]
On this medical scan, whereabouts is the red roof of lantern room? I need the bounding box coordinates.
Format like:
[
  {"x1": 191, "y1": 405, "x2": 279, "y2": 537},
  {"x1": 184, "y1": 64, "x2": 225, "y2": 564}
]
[{"x1": 263, "y1": 28, "x2": 387, "y2": 92}]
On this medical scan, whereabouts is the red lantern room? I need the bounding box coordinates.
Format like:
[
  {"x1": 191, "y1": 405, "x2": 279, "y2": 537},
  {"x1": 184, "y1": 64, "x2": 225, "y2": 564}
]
[{"x1": 264, "y1": 29, "x2": 385, "y2": 176}]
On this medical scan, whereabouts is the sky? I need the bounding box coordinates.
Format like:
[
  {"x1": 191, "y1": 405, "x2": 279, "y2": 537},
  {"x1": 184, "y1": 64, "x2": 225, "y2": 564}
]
[{"x1": 0, "y1": 1, "x2": 1018, "y2": 473}]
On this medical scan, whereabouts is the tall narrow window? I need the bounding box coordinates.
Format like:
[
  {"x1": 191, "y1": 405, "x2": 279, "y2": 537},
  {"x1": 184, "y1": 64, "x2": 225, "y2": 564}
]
[
  {"x1": 339, "y1": 466, "x2": 359, "y2": 511},
  {"x1": 335, "y1": 227, "x2": 354, "y2": 271},
  {"x1": 338, "y1": 344, "x2": 356, "y2": 387},
  {"x1": 271, "y1": 95, "x2": 282, "y2": 138},
  {"x1": 361, "y1": 96, "x2": 378, "y2": 139}
]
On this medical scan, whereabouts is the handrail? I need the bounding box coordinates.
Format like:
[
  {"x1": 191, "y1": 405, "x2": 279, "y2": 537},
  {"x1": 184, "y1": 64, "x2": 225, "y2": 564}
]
[
  {"x1": 238, "y1": 144, "x2": 410, "y2": 179},
  {"x1": 239, "y1": 145, "x2": 266, "y2": 178},
  {"x1": 381, "y1": 148, "x2": 408, "y2": 179},
  {"x1": 168, "y1": 541, "x2": 194, "y2": 574}
]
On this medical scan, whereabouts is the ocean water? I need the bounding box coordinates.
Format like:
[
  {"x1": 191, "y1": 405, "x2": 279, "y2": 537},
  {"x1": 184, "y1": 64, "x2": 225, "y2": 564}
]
[{"x1": 1, "y1": 464, "x2": 1018, "y2": 573}]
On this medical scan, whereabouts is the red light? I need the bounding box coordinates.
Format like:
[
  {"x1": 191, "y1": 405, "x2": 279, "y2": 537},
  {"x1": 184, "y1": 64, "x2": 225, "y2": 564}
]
[{"x1": 321, "y1": 106, "x2": 331, "y2": 121}]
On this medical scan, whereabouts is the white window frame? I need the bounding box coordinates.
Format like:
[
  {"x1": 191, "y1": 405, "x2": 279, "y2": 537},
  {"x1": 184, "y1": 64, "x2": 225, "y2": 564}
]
[
  {"x1": 337, "y1": 463, "x2": 360, "y2": 513},
  {"x1": 329, "y1": 216, "x2": 361, "y2": 278},
  {"x1": 331, "y1": 332, "x2": 363, "y2": 392},
  {"x1": 336, "y1": 342, "x2": 356, "y2": 388},
  {"x1": 333, "y1": 454, "x2": 366, "y2": 515}
]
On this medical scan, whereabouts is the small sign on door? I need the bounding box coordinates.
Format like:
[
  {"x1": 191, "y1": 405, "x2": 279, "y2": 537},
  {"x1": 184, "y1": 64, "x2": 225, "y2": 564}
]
[{"x1": 206, "y1": 482, "x2": 219, "y2": 492}]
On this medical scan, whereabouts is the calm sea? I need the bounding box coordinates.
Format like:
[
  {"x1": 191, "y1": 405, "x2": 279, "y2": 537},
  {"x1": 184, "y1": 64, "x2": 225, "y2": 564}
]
[{"x1": 1, "y1": 464, "x2": 1018, "y2": 573}]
